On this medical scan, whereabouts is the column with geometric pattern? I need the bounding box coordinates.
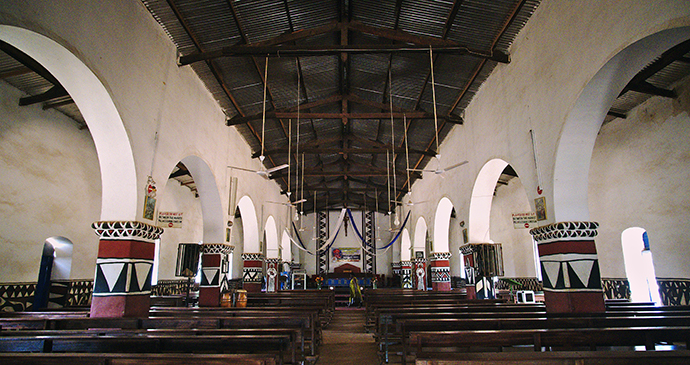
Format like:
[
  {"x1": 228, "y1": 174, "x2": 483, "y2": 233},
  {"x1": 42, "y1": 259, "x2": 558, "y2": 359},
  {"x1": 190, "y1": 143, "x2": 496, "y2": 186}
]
[
  {"x1": 363, "y1": 211, "x2": 376, "y2": 274},
  {"x1": 316, "y1": 211, "x2": 329, "y2": 276},
  {"x1": 90, "y1": 221, "x2": 163, "y2": 317},
  {"x1": 400, "y1": 261, "x2": 413, "y2": 289},
  {"x1": 199, "y1": 243, "x2": 234, "y2": 307},
  {"x1": 530, "y1": 221, "x2": 605, "y2": 313},
  {"x1": 430, "y1": 252, "x2": 452, "y2": 291},
  {"x1": 265, "y1": 258, "x2": 281, "y2": 293},
  {"x1": 242, "y1": 253, "x2": 264, "y2": 293}
]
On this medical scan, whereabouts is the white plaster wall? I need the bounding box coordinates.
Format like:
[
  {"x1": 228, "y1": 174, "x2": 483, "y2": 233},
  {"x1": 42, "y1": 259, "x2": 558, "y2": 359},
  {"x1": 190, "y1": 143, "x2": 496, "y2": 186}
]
[
  {"x1": 589, "y1": 77, "x2": 690, "y2": 279},
  {"x1": 409, "y1": 0, "x2": 690, "y2": 281},
  {"x1": 0, "y1": 81, "x2": 101, "y2": 282},
  {"x1": 0, "y1": 0, "x2": 291, "y2": 282},
  {"x1": 489, "y1": 177, "x2": 537, "y2": 278},
  {"x1": 156, "y1": 178, "x2": 203, "y2": 280}
]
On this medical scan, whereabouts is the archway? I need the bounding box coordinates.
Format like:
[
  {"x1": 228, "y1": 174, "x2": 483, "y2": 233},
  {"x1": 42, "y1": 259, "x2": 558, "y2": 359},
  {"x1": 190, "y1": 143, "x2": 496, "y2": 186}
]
[
  {"x1": 400, "y1": 228, "x2": 413, "y2": 289},
  {"x1": 553, "y1": 27, "x2": 690, "y2": 222},
  {"x1": 469, "y1": 159, "x2": 509, "y2": 243},
  {"x1": 235, "y1": 195, "x2": 261, "y2": 291},
  {"x1": 433, "y1": 197, "x2": 454, "y2": 254},
  {"x1": 413, "y1": 217, "x2": 428, "y2": 290},
  {"x1": 0, "y1": 26, "x2": 136, "y2": 220},
  {"x1": 179, "y1": 156, "x2": 224, "y2": 243}
]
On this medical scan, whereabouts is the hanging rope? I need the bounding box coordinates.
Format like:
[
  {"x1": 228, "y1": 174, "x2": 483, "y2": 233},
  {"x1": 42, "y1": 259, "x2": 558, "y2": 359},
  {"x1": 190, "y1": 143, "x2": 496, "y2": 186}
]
[
  {"x1": 429, "y1": 46, "x2": 439, "y2": 156},
  {"x1": 260, "y1": 56, "x2": 269, "y2": 161},
  {"x1": 404, "y1": 114, "x2": 411, "y2": 194}
]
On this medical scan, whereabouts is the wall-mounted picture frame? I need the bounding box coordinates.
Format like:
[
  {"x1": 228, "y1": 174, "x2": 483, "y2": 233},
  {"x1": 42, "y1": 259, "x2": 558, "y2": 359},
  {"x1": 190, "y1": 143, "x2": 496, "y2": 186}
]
[
  {"x1": 535, "y1": 196, "x2": 547, "y2": 221},
  {"x1": 143, "y1": 195, "x2": 156, "y2": 221}
]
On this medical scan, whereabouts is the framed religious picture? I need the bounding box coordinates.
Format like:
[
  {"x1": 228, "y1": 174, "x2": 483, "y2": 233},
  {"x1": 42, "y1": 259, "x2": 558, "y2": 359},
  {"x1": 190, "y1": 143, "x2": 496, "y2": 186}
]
[
  {"x1": 535, "y1": 196, "x2": 547, "y2": 221},
  {"x1": 143, "y1": 195, "x2": 156, "y2": 220}
]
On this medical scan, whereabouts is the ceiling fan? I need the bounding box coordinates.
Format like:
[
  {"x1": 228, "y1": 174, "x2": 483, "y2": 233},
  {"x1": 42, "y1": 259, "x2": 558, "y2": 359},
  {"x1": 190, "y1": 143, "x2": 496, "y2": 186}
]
[
  {"x1": 229, "y1": 57, "x2": 289, "y2": 180},
  {"x1": 228, "y1": 162, "x2": 289, "y2": 179},
  {"x1": 406, "y1": 46, "x2": 469, "y2": 178},
  {"x1": 409, "y1": 157, "x2": 468, "y2": 176}
]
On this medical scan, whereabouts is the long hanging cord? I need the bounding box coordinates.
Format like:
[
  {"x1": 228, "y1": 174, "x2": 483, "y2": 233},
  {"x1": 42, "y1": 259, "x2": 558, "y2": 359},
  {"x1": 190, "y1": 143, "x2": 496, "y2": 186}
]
[
  {"x1": 429, "y1": 46, "x2": 440, "y2": 158},
  {"x1": 389, "y1": 70, "x2": 397, "y2": 209},
  {"x1": 386, "y1": 150, "x2": 391, "y2": 214},
  {"x1": 404, "y1": 114, "x2": 411, "y2": 195},
  {"x1": 298, "y1": 152, "x2": 305, "y2": 231},
  {"x1": 260, "y1": 56, "x2": 269, "y2": 162},
  {"x1": 287, "y1": 118, "x2": 291, "y2": 196}
]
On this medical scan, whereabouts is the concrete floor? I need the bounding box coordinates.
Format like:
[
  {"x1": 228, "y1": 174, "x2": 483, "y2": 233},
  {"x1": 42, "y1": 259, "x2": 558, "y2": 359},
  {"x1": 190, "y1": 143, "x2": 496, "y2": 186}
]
[{"x1": 317, "y1": 308, "x2": 380, "y2": 365}]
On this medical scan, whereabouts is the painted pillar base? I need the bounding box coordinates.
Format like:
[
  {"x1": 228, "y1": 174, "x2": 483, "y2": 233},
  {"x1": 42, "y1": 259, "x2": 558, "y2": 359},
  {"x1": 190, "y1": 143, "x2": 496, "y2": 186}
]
[
  {"x1": 400, "y1": 261, "x2": 413, "y2": 289},
  {"x1": 412, "y1": 258, "x2": 427, "y2": 291},
  {"x1": 90, "y1": 221, "x2": 163, "y2": 318},
  {"x1": 530, "y1": 221, "x2": 605, "y2": 313},
  {"x1": 199, "y1": 243, "x2": 234, "y2": 307},
  {"x1": 242, "y1": 253, "x2": 264, "y2": 293},
  {"x1": 430, "y1": 252, "x2": 452, "y2": 291},
  {"x1": 265, "y1": 258, "x2": 281, "y2": 293}
]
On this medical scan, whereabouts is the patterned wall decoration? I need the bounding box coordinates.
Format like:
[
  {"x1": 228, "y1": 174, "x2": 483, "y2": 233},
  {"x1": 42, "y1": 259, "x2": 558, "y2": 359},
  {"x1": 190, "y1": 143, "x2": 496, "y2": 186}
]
[
  {"x1": 658, "y1": 278, "x2": 690, "y2": 306},
  {"x1": 363, "y1": 211, "x2": 376, "y2": 274},
  {"x1": 317, "y1": 211, "x2": 329, "y2": 275},
  {"x1": 0, "y1": 282, "x2": 36, "y2": 312},
  {"x1": 601, "y1": 278, "x2": 630, "y2": 301},
  {"x1": 152, "y1": 279, "x2": 192, "y2": 296},
  {"x1": 494, "y1": 277, "x2": 543, "y2": 293}
]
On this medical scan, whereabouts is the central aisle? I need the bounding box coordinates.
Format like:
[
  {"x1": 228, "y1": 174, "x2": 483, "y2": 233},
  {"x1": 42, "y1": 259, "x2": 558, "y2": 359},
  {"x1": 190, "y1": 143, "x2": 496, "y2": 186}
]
[{"x1": 317, "y1": 308, "x2": 379, "y2": 364}]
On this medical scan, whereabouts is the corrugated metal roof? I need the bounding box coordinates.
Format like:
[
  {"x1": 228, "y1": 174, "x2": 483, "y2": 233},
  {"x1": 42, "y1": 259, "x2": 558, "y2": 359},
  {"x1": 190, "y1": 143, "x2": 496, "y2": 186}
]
[{"x1": 139, "y1": 0, "x2": 546, "y2": 212}]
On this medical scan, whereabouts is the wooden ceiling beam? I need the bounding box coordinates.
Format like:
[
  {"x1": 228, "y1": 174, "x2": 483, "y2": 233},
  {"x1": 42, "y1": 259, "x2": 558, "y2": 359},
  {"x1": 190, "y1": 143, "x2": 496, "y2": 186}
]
[
  {"x1": 253, "y1": 146, "x2": 435, "y2": 158},
  {"x1": 180, "y1": 43, "x2": 507, "y2": 65}
]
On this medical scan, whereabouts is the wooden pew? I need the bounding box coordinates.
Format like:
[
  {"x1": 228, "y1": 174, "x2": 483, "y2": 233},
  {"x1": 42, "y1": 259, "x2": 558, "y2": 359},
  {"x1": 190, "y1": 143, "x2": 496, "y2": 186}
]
[
  {"x1": 0, "y1": 353, "x2": 279, "y2": 365},
  {"x1": 408, "y1": 326, "x2": 690, "y2": 353},
  {"x1": 415, "y1": 350, "x2": 690, "y2": 365},
  {"x1": 0, "y1": 328, "x2": 298, "y2": 364},
  {"x1": 0, "y1": 315, "x2": 309, "y2": 363},
  {"x1": 149, "y1": 307, "x2": 321, "y2": 353}
]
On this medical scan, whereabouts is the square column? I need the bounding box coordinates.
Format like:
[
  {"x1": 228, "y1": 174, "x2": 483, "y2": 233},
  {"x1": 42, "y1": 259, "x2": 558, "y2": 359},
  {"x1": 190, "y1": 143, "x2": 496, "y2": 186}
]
[
  {"x1": 530, "y1": 221, "x2": 605, "y2": 313},
  {"x1": 400, "y1": 261, "x2": 413, "y2": 289},
  {"x1": 412, "y1": 258, "x2": 427, "y2": 291},
  {"x1": 430, "y1": 252, "x2": 452, "y2": 291},
  {"x1": 265, "y1": 258, "x2": 281, "y2": 293},
  {"x1": 199, "y1": 243, "x2": 234, "y2": 307},
  {"x1": 242, "y1": 253, "x2": 264, "y2": 293},
  {"x1": 90, "y1": 221, "x2": 163, "y2": 318}
]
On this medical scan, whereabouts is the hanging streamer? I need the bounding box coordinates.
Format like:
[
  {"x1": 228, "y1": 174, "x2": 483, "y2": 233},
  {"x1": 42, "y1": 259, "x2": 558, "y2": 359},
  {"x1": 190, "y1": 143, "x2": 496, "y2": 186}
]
[
  {"x1": 346, "y1": 209, "x2": 411, "y2": 250},
  {"x1": 291, "y1": 221, "x2": 313, "y2": 255},
  {"x1": 288, "y1": 234, "x2": 314, "y2": 255},
  {"x1": 316, "y1": 208, "x2": 348, "y2": 252}
]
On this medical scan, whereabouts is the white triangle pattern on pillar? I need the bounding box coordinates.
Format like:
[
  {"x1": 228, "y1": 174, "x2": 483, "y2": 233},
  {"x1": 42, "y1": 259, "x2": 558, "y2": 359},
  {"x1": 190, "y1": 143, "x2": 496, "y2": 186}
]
[
  {"x1": 101, "y1": 262, "x2": 125, "y2": 292},
  {"x1": 203, "y1": 269, "x2": 218, "y2": 285},
  {"x1": 134, "y1": 262, "x2": 151, "y2": 291},
  {"x1": 569, "y1": 260, "x2": 595, "y2": 287},
  {"x1": 542, "y1": 261, "x2": 561, "y2": 288}
]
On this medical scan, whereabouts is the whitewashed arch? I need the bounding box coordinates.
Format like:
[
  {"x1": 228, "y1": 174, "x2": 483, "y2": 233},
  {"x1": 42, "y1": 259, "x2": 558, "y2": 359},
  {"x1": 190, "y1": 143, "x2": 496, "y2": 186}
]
[
  {"x1": 236, "y1": 195, "x2": 260, "y2": 253},
  {"x1": 401, "y1": 228, "x2": 412, "y2": 261},
  {"x1": 554, "y1": 27, "x2": 690, "y2": 222},
  {"x1": 281, "y1": 229, "x2": 292, "y2": 263},
  {"x1": 433, "y1": 197, "x2": 454, "y2": 253},
  {"x1": 413, "y1": 217, "x2": 428, "y2": 255},
  {"x1": 0, "y1": 26, "x2": 136, "y2": 220},
  {"x1": 469, "y1": 159, "x2": 509, "y2": 243},
  {"x1": 180, "y1": 156, "x2": 224, "y2": 243},
  {"x1": 264, "y1": 215, "x2": 279, "y2": 259}
]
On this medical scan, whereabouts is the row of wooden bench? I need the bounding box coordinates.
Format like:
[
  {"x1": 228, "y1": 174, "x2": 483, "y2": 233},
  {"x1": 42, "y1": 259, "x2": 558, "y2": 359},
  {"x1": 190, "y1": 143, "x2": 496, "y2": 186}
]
[
  {"x1": 363, "y1": 289, "x2": 690, "y2": 365},
  {"x1": 0, "y1": 289, "x2": 336, "y2": 364}
]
